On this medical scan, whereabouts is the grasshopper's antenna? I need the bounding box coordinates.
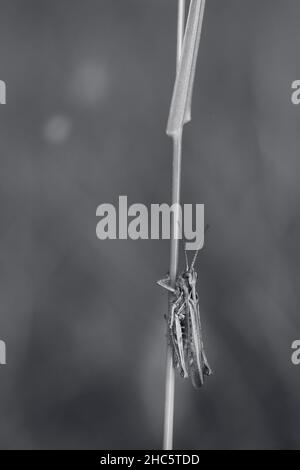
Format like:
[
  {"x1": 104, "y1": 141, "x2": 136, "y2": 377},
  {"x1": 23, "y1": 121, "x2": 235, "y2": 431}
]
[
  {"x1": 183, "y1": 243, "x2": 198, "y2": 271},
  {"x1": 184, "y1": 245, "x2": 189, "y2": 271},
  {"x1": 189, "y1": 223, "x2": 210, "y2": 270},
  {"x1": 190, "y1": 249, "x2": 199, "y2": 270},
  {"x1": 163, "y1": 0, "x2": 206, "y2": 451},
  {"x1": 182, "y1": 237, "x2": 191, "y2": 271}
]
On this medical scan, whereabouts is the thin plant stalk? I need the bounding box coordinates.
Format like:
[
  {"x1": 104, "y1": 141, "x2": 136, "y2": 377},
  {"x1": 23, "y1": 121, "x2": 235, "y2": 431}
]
[
  {"x1": 163, "y1": 0, "x2": 186, "y2": 452},
  {"x1": 163, "y1": 0, "x2": 206, "y2": 450}
]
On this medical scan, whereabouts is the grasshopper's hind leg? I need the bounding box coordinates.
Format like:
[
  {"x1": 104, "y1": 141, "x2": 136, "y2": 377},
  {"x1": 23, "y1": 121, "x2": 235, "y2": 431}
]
[
  {"x1": 201, "y1": 348, "x2": 212, "y2": 377},
  {"x1": 174, "y1": 315, "x2": 188, "y2": 378}
]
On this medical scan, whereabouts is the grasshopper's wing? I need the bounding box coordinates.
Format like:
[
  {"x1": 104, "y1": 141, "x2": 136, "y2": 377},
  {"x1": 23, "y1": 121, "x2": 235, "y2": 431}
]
[
  {"x1": 191, "y1": 298, "x2": 212, "y2": 387},
  {"x1": 187, "y1": 298, "x2": 204, "y2": 388},
  {"x1": 195, "y1": 299, "x2": 212, "y2": 377}
]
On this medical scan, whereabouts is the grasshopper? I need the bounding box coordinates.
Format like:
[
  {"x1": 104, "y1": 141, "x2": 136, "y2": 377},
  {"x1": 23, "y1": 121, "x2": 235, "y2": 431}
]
[{"x1": 158, "y1": 245, "x2": 212, "y2": 388}]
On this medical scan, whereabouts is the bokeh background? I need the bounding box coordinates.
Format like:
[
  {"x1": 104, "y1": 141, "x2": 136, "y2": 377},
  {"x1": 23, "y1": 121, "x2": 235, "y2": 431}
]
[{"x1": 0, "y1": 0, "x2": 300, "y2": 450}]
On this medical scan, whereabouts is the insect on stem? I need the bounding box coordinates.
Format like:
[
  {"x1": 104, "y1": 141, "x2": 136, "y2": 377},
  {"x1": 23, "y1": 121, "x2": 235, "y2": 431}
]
[{"x1": 162, "y1": 0, "x2": 207, "y2": 451}]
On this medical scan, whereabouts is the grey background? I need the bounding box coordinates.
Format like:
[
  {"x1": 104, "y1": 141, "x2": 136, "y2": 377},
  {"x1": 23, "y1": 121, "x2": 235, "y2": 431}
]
[{"x1": 0, "y1": 0, "x2": 299, "y2": 450}]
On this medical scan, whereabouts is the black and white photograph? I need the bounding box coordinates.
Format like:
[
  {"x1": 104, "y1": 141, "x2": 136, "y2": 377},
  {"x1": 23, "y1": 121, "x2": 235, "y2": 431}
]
[{"x1": 0, "y1": 0, "x2": 300, "y2": 453}]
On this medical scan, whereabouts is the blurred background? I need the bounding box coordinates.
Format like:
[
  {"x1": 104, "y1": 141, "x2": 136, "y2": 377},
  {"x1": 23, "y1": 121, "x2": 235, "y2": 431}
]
[{"x1": 0, "y1": 0, "x2": 299, "y2": 450}]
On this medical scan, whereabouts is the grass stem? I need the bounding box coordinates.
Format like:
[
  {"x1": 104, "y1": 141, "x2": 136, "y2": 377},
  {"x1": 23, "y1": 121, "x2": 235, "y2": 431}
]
[
  {"x1": 163, "y1": 0, "x2": 186, "y2": 452},
  {"x1": 162, "y1": 0, "x2": 206, "y2": 449}
]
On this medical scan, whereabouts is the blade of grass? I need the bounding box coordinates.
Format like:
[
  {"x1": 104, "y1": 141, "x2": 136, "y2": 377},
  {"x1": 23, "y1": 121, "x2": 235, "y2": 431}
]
[
  {"x1": 185, "y1": 0, "x2": 206, "y2": 123},
  {"x1": 167, "y1": 0, "x2": 206, "y2": 136}
]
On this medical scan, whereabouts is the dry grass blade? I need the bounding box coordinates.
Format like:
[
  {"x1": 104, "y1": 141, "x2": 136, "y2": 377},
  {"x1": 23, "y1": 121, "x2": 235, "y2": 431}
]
[{"x1": 167, "y1": 0, "x2": 206, "y2": 137}]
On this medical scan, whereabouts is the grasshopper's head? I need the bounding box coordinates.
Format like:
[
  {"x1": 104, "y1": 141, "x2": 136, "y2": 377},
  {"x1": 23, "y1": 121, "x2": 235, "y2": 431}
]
[{"x1": 183, "y1": 269, "x2": 197, "y2": 286}]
